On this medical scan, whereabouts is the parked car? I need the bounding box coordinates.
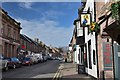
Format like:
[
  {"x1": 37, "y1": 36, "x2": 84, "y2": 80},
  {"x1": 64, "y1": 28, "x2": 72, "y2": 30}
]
[
  {"x1": 22, "y1": 57, "x2": 33, "y2": 66},
  {"x1": 0, "y1": 54, "x2": 8, "y2": 71},
  {"x1": 34, "y1": 54, "x2": 43, "y2": 62},
  {"x1": 47, "y1": 56, "x2": 54, "y2": 60},
  {"x1": 6, "y1": 57, "x2": 22, "y2": 69},
  {"x1": 26, "y1": 55, "x2": 38, "y2": 64},
  {"x1": 42, "y1": 53, "x2": 48, "y2": 62}
]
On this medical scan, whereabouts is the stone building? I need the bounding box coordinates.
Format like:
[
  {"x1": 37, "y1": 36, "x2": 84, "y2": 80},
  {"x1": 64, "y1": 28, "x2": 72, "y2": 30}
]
[{"x1": 0, "y1": 8, "x2": 22, "y2": 57}]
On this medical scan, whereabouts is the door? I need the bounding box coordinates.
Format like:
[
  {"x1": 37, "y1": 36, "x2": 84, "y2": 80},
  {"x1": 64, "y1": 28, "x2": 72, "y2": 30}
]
[{"x1": 113, "y1": 43, "x2": 120, "y2": 80}]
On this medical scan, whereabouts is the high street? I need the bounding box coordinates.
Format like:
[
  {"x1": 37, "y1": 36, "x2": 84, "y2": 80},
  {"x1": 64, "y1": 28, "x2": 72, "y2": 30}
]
[{"x1": 2, "y1": 60, "x2": 60, "y2": 79}]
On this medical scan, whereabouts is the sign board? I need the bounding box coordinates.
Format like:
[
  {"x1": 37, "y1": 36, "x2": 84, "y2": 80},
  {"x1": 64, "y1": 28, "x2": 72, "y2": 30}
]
[
  {"x1": 80, "y1": 13, "x2": 91, "y2": 27},
  {"x1": 103, "y1": 42, "x2": 112, "y2": 70}
]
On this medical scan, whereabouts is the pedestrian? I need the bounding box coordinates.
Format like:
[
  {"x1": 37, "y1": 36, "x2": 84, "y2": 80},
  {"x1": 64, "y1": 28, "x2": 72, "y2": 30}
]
[{"x1": 65, "y1": 58, "x2": 67, "y2": 62}]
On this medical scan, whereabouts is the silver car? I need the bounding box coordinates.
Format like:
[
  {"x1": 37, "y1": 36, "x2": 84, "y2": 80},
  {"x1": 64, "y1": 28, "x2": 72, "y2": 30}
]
[{"x1": 0, "y1": 54, "x2": 8, "y2": 71}]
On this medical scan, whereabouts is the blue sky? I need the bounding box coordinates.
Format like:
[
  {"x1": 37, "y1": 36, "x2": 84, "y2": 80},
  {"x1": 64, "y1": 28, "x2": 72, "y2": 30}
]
[{"x1": 2, "y1": 2, "x2": 81, "y2": 47}]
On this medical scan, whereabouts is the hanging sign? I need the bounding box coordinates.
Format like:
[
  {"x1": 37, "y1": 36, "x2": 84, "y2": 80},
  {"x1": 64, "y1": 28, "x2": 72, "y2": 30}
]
[{"x1": 80, "y1": 13, "x2": 91, "y2": 27}]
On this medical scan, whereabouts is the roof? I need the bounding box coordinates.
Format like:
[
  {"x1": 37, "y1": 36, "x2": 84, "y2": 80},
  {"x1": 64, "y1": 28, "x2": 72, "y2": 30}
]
[
  {"x1": 1, "y1": 7, "x2": 22, "y2": 29},
  {"x1": 20, "y1": 34, "x2": 32, "y2": 43},
  {"x1": 22, "y1": 34, "x2": 39, "y2": 46},
  {"x1": 73, "y1": 18, "x2": 80, "y2": 25}
]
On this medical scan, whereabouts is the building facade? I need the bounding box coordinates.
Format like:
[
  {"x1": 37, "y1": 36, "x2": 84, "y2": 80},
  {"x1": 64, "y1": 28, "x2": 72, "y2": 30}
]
[
  {"x1": 0, "y1": 8, "x2": 22, "y2": 57},
  {"x1": 71, "y1": 0, "x2": 120, "y2": 79}
]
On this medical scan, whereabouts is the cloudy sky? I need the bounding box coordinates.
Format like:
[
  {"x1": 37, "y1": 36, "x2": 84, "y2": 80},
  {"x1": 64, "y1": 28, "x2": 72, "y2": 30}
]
[{"x1": 2, "y1": 2, "x2": 81, "y2": 47}]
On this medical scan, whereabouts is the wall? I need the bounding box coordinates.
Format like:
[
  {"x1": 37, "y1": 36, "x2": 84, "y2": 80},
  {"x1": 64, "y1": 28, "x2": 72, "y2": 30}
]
[{"x1": 96, "y1": 1, "x2": 114, "y2": 78}]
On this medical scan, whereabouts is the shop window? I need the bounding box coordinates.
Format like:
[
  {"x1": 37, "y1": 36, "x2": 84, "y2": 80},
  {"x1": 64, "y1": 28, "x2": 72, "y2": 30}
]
[
  {"x1": 93, "y1": 50, "x2": 96, "y2": 65},
  {"x1": 78, "y1": 49, "x2": 80, "y2": 63},
  {"x1": 88, "y1": 40, "x2": 92, "y2": 69}
]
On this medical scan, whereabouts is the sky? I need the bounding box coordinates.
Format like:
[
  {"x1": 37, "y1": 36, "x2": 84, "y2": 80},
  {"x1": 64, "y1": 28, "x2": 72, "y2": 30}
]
[{"x1": 2, "y1": 2, "x2": 82, "y2": 47}]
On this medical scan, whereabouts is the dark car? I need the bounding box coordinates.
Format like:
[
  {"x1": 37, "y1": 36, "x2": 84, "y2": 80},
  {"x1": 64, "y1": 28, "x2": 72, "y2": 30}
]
[
  {"x1": 6, "y1": 57, "x2": 22, "y2": 69},
  {"x1": 22, "y1": 57, "x2": 33, "y2": 66}
]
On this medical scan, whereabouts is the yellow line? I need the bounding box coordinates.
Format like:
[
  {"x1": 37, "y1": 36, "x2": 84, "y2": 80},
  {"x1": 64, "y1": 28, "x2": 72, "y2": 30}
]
[
  {"x1": 55, "y1": 69, "x2": 61, "y2": 80},
  {"x1": 52, "y1": 69, "x2": 60, "y2": 80},
  {"x1": 52, "y1": 70, "x2": 58, "y2": 80},
  {"x1": 52, "y1": 64, "x2": 64, "y2": 80}
]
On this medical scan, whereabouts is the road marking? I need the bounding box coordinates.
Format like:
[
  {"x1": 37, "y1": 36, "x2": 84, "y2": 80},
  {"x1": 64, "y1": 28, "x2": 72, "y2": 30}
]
[
  {"x1": 52, "y1": 69, "x2": 60, "y2": 80},
  {"x1": 52, "y1": 64, "x2": 64, "y2": 80}
]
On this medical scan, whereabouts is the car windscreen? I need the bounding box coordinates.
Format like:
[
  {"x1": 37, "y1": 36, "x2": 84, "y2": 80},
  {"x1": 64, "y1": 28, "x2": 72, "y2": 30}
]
[
  {"x1": 23, "y1": 58, "x2": 30, "y2": 61},
  {"x1": 11, "y1": 58, "x2": 19, "y2": 62}
]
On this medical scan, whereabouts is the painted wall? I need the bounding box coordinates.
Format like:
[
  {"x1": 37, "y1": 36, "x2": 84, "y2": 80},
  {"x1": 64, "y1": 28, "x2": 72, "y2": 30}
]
[{"x1": 83, "y1": 0, "x2": 98, "y2": 78}]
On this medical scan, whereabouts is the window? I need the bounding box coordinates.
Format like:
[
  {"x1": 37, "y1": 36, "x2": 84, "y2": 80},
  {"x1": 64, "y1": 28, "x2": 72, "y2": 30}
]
[
  {"x1": 85, "y1": 44, "x2": 88, "y2": 67},
  {"x1": 107, "y1": 38, "x2": 109, "y2": 42},
  {"x1": 2, "y1": 23, "x2": 5, "y2": 36},
  {"x1": 88, "y1": 40, "x2": 92, "y2": 69},
  {"x1": 13, "y1": 30, "x2": 16, "y2": 40},
  {"x1": 8, "y1": 27, "x2": 11, "y2": 37},
  {"x1": 78, "y1": 49, "x2": 80, "y2": 62},
  {"x1": 81, "y1": 47, "x2": 84, "y2": 64},
  {"x1": 93, "y1": 50, "x2": 96, "y2": 65}
]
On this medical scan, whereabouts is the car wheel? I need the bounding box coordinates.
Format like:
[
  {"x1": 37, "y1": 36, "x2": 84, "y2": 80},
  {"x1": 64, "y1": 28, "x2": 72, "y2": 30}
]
[{"x1": 13, "y1": 65, "x2": 16, "y2": 69}]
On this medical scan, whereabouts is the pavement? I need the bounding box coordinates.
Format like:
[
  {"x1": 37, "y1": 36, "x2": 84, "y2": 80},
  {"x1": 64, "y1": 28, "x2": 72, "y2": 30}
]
[{"x1": 58, "y1": 61, "x2": 96, "y2": 80}]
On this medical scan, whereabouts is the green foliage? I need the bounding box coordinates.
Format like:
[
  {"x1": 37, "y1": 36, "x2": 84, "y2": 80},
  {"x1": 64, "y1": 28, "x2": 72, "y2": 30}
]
[
  {"x1": 89, "y1": 22, "x2": 100, "y2": 34},
  {"x1": 111, "y1": 1, "x2": 120, "y2": 20}
]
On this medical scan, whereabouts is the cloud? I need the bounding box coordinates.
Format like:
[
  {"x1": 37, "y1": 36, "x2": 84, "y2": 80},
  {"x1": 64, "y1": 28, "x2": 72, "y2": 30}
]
[
  {"x1": 18, "y1": 2, "x2": 33, "y2": 9},
  {"x1": 42, "y1": 10, "x2": 65, "y2": 19},
  {"x1": 16, "y1": 18, "x2": 74, "y2": 47}
]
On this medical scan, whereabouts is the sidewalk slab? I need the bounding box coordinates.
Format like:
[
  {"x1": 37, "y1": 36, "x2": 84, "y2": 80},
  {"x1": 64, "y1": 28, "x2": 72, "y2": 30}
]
[{"x1": 61, "y1": 62, "x2": 95, "y2": 80}]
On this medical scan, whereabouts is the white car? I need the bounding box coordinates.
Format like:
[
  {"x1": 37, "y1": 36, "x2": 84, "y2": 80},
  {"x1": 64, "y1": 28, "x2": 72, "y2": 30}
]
[
  {"x1": 34, "y1": 54, "x2": 43, "y2": 62},
  {"x1": 42, "y1": 53, "x2": 48, "y2": 62},
  {"x1": 26, "y1": 55, "x2": 38, "y2": 64},
  {"x1": 0, "y1": 54, "x2": 8, "y2": 71}
]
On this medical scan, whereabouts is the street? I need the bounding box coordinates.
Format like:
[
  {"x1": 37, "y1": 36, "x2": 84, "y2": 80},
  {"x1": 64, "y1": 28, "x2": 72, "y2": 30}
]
[
  {"x1": 1, "y1": 1, "x2": 120, "y2": 80},
  {"x1": 2, "y1": 60, "x2": 60, "y2": 79}
]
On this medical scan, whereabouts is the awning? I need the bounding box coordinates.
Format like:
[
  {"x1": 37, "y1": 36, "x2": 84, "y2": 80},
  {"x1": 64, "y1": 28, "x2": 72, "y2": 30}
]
[{"x1": 104, "y1": 20, "x2": 120, "y2": 44}]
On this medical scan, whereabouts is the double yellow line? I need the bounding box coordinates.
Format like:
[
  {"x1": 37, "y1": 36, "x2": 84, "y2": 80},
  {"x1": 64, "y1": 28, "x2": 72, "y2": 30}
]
[{"x1": 52, "y1": 64, "x2": 63, "y2": 80}]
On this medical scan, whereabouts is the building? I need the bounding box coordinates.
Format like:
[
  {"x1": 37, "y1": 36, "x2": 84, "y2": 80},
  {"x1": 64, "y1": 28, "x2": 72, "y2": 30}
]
[
  {"x1": 19, "y1": 34, "x2": 33, "y2": 58},
  {"x1": 70, "y1": 28, "x2": 77, "y2": 63},
  {"x1": 0, "y1": 8, "x2": 22, "y2": 57},
  {"x1": 96, "y1": 1, "x2": 120, "y2": 79},
  {"x1": 71, "y1": 0, "x2": 120, "y2": 79}
]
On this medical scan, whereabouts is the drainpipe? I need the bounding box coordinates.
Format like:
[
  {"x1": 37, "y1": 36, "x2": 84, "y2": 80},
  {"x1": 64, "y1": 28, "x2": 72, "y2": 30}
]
[{"x1": 112, "y1": 39, "x2": 115, "y2": 80}]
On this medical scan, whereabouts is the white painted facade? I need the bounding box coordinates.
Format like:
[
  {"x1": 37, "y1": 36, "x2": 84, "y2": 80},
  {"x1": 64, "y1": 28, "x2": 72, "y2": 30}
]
[
  {"x1": 75, "y1": 20, "x2": 83, "y2": 64},
  {"x1": 76, "y1": 45, "x2": 80, "y2": 64},
  {"x1": 83, "y1": 0, "x2": 98, "y2": 78}
]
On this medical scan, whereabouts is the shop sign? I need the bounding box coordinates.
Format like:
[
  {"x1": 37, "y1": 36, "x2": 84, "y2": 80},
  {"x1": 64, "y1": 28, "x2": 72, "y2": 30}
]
[
  {"x1": 103, "y1": 42, "x2": 112, "y2": 70},
  {"x1": 21, "y1": 45, "x2": 26, "y2": 49}
]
